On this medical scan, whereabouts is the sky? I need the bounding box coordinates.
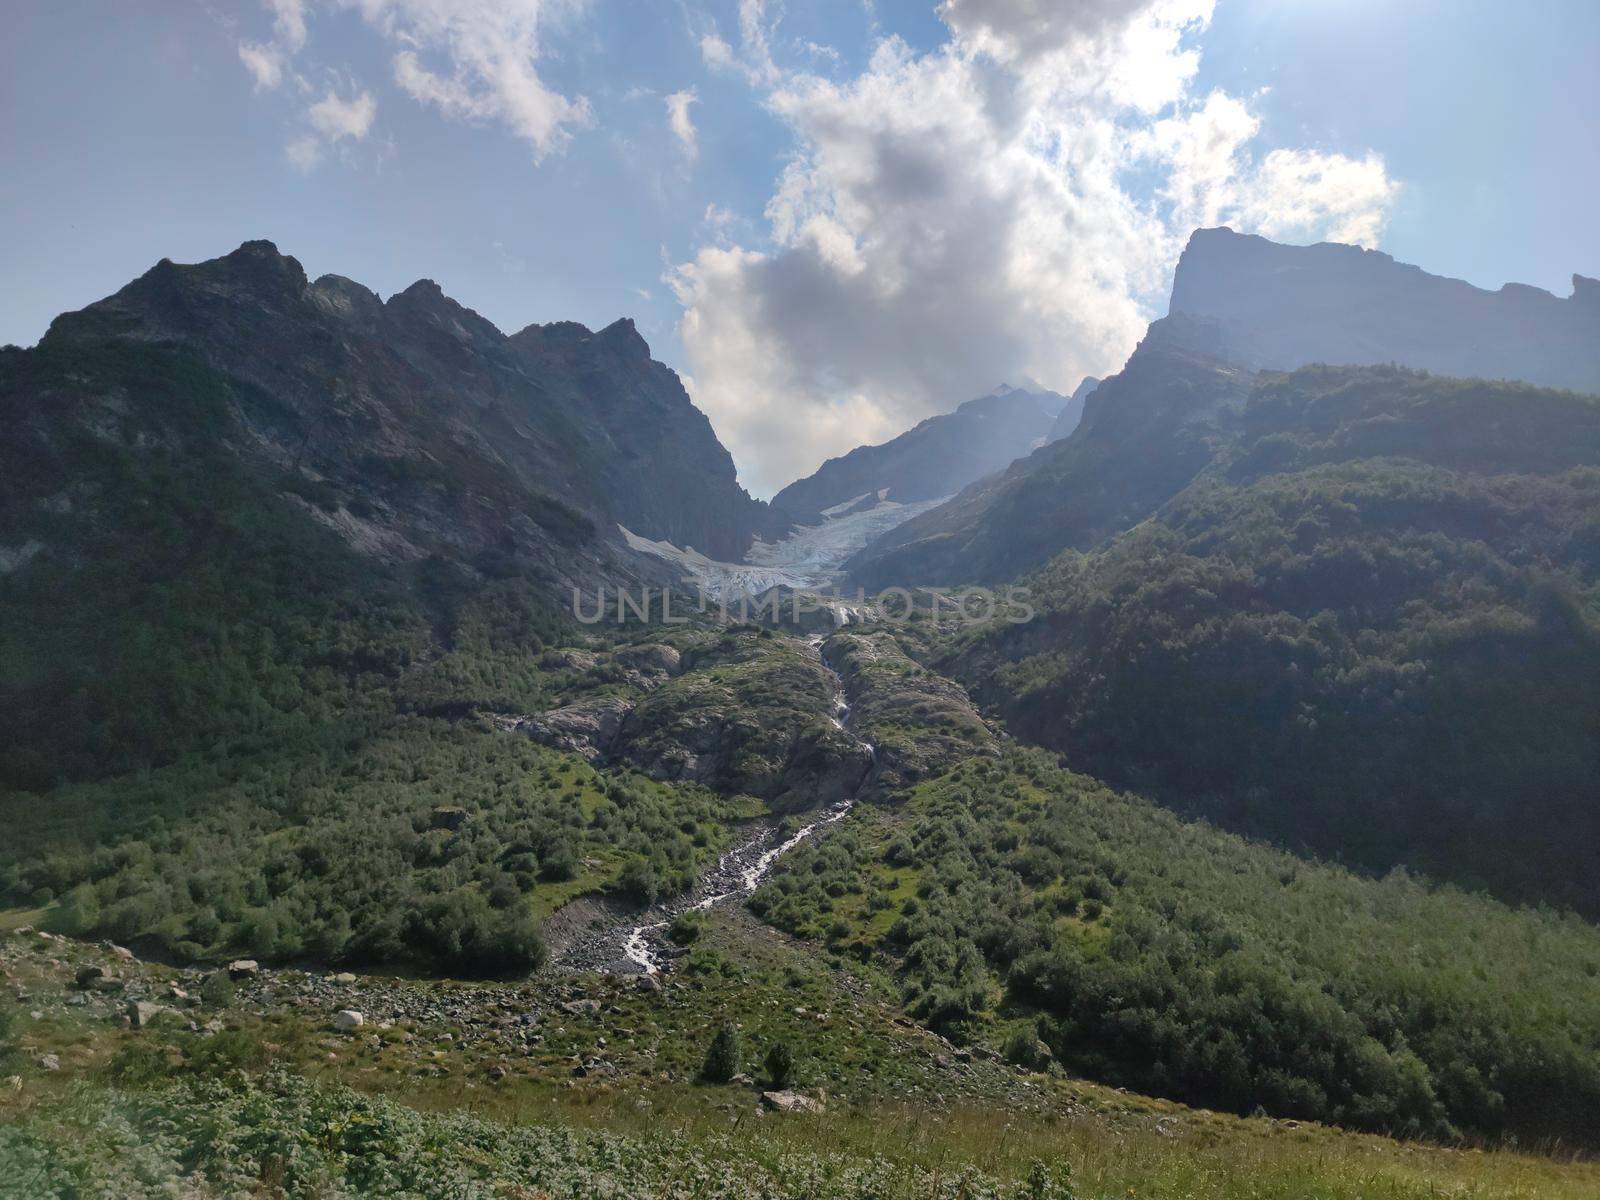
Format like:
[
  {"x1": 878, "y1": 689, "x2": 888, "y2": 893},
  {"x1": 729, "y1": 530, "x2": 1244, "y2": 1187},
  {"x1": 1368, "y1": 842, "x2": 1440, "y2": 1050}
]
[{"x1": 3, "y1": 1, "x2": 1597, "y2": 497}]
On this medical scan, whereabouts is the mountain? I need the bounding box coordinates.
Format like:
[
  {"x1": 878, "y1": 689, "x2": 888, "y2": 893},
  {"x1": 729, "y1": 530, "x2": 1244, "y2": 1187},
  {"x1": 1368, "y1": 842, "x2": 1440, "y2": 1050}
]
[
  {"x1": 842, "y1": 229, "x2": 1600, "y2": 917},
  {"x1": 1047, "y1": 375, "x2": 1100, "y2": 441},
  {"x1": 0, "y1": 240, "x2": 779, "y2": 787},
  {"x1": 848, "y1": 230, "x2": 1600, "y2": 588},
  {"x1": 1170, "y1": 226, "x2": 1600, "y2": 392},
  {"x1": 771, "y1": 384, "x2": 1061, "y2": 521},
  {"x1": 30, "y1": 240, "x2": 779, "y2": 566}
]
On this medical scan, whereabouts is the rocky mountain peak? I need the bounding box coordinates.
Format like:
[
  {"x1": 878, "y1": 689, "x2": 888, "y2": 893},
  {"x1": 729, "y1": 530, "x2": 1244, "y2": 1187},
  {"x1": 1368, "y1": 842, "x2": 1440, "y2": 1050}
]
[
  {"x1": 309, "y1": 274, "x2": 385, "y2": 325},
  {"x1": 597, "y1": 316, "x2": 650, "y2": 360}
]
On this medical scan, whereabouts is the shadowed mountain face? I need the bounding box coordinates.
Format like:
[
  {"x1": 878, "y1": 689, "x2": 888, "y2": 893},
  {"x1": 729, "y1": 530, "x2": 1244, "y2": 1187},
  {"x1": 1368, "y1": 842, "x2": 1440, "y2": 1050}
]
[
  {"x1": 1170, "y1": 226, "x2": 1600, "y2": 393},
  {"x1": 32, "y1": 240, "x2": 779, "y2": 566},
  {"x1": 771, "y1": 385, "x2": 1061, "y2": 521}
]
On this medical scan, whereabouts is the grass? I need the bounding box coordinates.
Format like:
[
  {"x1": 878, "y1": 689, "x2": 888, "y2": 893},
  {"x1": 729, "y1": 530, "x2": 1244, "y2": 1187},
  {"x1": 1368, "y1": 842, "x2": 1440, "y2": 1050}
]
[{"x1": 6, "y1": 919, "x2": 1599, "y2": 1198}]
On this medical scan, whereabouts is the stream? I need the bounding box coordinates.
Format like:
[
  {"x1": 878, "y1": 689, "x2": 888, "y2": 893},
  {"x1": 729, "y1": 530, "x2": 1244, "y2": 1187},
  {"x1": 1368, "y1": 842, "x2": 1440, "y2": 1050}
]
[{"x1": 619, "y1": 634, "x2": 872, "y2": 975}]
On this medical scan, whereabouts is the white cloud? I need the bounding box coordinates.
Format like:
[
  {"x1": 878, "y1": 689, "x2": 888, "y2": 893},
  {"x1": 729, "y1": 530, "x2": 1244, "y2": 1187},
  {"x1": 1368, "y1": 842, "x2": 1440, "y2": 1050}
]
[
  {"x1": 237, "y1": 0, "x2": 593, "y2": 163},
  {"x1": 1137, "y1": 91, "x2": 1397, "y2": 248},
  {"x1": 1246, "y1": 149, "x2": 1399, "y2": 248},
  {"x1": 267, "y1": 0, "x2": 310, "y2": 51},
  {"x1": 670, "y1": 0, "x2": 1399, "y2": 496},
  {"x1": 285, "y1": 134, "x2": 324, "y2": 172},
  {"x1": 308, "y1": 89, "x2": 377, "y2": 141},
  {"x1": 664, "y1": 89, "x2": 698, "y2": 159},
  {"x1": 285, "y1": 87, "x2": 376, "y2": 172},
  {"x1": 700, "y1": 31, "x2": 737, "y2": 72},
  {"x1": 236, "y1": 0, "x2": 309, "y2": 90},
  {"x1": 238, "y1": 41, "x2": 287, "y2": 90},
  {"x1": 697, "y1": 1, "x2": 779, "y2": 87},
  {"x1": 360, "y1": 0, "x2": 594, "y2": 160}
]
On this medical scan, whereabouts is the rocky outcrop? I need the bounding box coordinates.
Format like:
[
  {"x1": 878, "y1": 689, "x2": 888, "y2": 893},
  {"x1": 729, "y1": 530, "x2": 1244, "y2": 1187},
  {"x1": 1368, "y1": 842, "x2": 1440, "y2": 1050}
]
[
  {"x1": 772, "y1": 386, "x2": 1061, "y2": 521},
  {"x1": 761, "y1": 1090, "x2": 825, "y2": 1114},
  {"x1": 509, "y1": 696, "x2": 634, "y2": 761},
  {"x1": 607, "y1": 632, "x2": 871, "y2": 808},
  {"x1": 823, "y1": 632, "x2": 997, "y2": 793}
]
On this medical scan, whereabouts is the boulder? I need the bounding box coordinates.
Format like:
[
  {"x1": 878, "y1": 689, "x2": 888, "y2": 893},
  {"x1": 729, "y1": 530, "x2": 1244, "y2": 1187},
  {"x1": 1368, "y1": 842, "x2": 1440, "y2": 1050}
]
[
  {"x1": 332, "y1": 972, "x2": 358, "y2": 985},
  {"x1": 226, "y1": 959, "x2": 259, "y2": 981},
  {"x1": 127, "y1": 1000, "x2": 170, "y2": 1028},
  {"x1": 760, "y1": 1090, "x2": 825, "y2": 1115},
  {"x1": 331, "y1": 1009, "x2": 365, "y2": 1031}
]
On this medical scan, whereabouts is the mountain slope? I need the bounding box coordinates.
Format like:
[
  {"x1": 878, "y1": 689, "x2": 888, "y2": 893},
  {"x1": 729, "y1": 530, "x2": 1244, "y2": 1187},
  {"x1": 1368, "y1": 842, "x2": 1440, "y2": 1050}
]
[
  {"x1": 942, "y1": 363, "x2": 1600, "y2": 914},
  {"x1": 772, "y1": 385, "x2": 1060, "y2": 521}
]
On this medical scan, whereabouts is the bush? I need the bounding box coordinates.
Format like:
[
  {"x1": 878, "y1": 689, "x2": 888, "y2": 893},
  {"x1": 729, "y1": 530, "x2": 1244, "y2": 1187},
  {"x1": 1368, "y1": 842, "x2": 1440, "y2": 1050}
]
[
  {"x1": 199, "y1": 972, "x2": 235, "y2": 1009},
  {"x1": 1003, "y1": 1030, "x2": 1053, "y2": 1071},
  {"x1": 667, "y1": 910, "x2": 703, "y2": 945},
  {"x1": 701, "y1": 1023, "x2": 742, "y2": 1083},
  {"x1": 616, "y1": 856, "x2": 660, "y2": 907}
]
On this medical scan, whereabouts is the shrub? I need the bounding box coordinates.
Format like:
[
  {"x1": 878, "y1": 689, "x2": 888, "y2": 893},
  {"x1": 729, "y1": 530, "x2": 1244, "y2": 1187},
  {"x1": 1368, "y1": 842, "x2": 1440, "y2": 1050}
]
[
  {"x1": 1003, "y1": 1029, "x2": 1053, "y2": 1071},
  {"x1": 764, "y1": 1041, "x2": 796, "y2": 1089},
  {"x1": 616, "y1": 856, "x2": 660, "y2": 907},
  {"x1": 701, "y1": 1023, "x2": 742, "y2": 1083},
  {"x1": 667, "y1": 910, "x2": 703, "y2": 946},
  {"x1": 199, "y1": 972, "x2": 235, "y2": 1009}
]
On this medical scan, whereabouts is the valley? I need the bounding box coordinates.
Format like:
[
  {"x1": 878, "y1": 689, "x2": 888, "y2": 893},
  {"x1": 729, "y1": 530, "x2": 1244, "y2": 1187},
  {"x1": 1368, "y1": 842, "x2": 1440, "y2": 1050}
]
[{"x1": 3, "y1": 228, "x2": 1598, "y2": 1198}]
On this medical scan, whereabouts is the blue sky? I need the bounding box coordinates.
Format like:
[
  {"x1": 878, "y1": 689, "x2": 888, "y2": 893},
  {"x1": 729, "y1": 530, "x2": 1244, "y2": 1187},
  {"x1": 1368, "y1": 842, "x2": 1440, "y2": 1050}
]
[{"x1": 3, "y1": 1, "x2": 1596, "y2": 494}]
